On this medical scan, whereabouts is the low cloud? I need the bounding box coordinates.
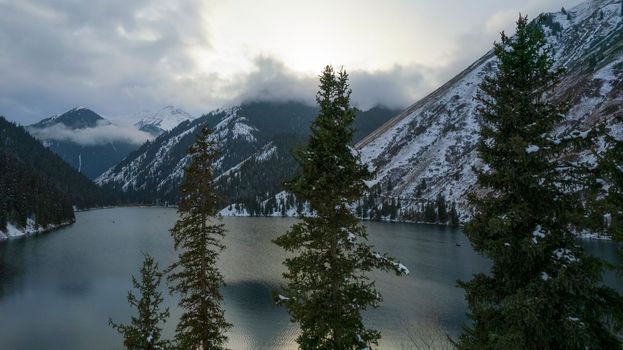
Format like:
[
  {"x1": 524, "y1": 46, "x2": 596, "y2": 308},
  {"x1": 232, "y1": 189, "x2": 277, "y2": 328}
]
[
  {"x1": 349, "y1": 65, "x2": 437, "y2": 110},
  {"x1": 229, "y1": 56, "x2": 440, "y2": 111},
  {"x1": 29, "y1": 120, "x2": 152, "y2": 146},
  {"x1": 231, "y1": 57, "x2": 317, "y2": 106}
]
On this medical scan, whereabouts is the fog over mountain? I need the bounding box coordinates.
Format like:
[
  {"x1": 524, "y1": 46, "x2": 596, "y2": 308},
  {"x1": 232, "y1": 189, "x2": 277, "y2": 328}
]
[{"x1": 29, "y1": 120, "x2": 151, "y2": 146}]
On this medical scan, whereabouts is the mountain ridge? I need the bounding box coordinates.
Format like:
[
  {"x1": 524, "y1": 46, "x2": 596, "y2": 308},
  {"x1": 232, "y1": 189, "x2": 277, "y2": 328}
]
[
  {"x1": 95, "y1": 101, "x2": 399, "y2": 209},
  {"x1": 355, "y1": 0, "x2": 623, "y2": 221}
]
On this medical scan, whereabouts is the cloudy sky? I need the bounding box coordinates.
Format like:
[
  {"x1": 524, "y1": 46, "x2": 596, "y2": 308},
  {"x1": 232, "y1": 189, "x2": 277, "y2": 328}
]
[{"x1": 0, "y1": 0, "x2": 582, "y2": 124}]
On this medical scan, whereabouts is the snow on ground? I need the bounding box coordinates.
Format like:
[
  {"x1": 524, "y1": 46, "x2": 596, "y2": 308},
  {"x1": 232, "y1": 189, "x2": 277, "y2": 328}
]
[
  {"x1": 218, "y1": 205, "x2": 250, "y2": 217},
  {"x1": 0, "y1": 218, "x2": 73, "y2": 240}
]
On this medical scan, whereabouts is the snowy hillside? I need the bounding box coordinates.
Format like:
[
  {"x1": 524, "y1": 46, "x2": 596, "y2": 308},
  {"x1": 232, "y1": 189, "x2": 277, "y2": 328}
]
[
  {"x1": 134, "y1": 106, "x2": 196, "y2": 136},
  {"x1": 95, "y1": 102, "x2": 318, "y2": 203},
  {"x1": 97, "y1": 106, "x2": 253, "y2": 201},
  {"x1": 356, "y1": 0, "x2": 623, "y2": 219},
  {"x1": 97, "y1": 0, "x2": 622, "y2": 221},
  {"x1": 96, "y1": 101, "x2": 397, "y2": 209}
]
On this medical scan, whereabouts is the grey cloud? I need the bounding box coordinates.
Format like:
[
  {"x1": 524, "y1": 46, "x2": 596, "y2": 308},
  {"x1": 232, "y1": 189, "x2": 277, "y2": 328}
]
[
  {"x1": 0, "y1": 0, "x2": 209, "y2": 123},
  {"x1": 231, "y1": 57, "x2": 317, "y2": 106},
  {"x1": 230, "y1": 56, "x2": 440, "y2": 111},
  {"x1": 29, "y1": 120, "x2": 152, "y2": 146},
  {"x1": 349, "y1": 65, "x2": 437, "y2": 110},
  {"x1": 0, "y1": 0, "x2": 576, "y2": 124}
]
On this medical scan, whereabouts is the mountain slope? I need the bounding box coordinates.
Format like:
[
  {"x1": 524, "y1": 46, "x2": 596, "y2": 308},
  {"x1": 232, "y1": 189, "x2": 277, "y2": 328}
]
[
  {"x1": 356, "y1": 0, "x2": 623, "y2": 220},
  {"x1": 0, "y1": 116, "x2": 116, "y2": 239},
  {"x1": 96, "y1": 101, "x2": 398, "y2": 208},
  {"x1": 27, "y1": 107, "x2": 144, "y2": 179},
  {"x1": 31, "y1": 107, "x2": 107, "y2": 129},
  {"x1": 134, "y1": 106, "x2": 195, "y2": 136}
]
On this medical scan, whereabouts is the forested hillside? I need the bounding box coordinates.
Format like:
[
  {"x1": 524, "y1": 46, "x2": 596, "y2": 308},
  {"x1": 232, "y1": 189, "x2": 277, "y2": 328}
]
[{"x1": 0, "y1": 117, "x2": 116, "y2": 238}]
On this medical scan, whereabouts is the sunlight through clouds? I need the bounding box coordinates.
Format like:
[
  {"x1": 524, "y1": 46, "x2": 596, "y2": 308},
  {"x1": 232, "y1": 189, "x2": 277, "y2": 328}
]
[{"x1": 0, "y1": 0, "x2": 582, "y2": 123}]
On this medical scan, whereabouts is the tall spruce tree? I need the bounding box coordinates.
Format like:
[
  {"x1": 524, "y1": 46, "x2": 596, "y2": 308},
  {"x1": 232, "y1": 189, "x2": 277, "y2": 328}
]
[
  {"x1": 274, "y1": 66, "x2": 408, "y2": 349},
  {"x1": 459, "y1": 16, "x2": 623, "y2": 349},
  {"x1": 167, "y1": 126, "x2": 231, "y2": 350},
  {"x1": 109, "y1": 254, "x2": 171, "y2": 350}
]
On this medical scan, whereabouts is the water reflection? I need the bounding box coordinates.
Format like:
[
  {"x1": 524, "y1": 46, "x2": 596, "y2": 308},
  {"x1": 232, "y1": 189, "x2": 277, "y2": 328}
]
[{"x1": 224, "y1": 280, "x2": 297, "y2": 349}]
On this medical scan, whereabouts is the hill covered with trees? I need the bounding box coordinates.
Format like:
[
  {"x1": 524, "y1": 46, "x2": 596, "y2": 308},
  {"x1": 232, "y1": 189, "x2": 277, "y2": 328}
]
[{"x1": 0, "y1": 116, "x2": 117, "y2": 238}]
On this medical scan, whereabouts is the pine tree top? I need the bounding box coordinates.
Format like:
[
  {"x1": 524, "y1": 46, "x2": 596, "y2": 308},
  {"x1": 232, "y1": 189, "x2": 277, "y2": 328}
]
[{"x1": 286, "y1": 66, "x2": 371, "y2": 215}]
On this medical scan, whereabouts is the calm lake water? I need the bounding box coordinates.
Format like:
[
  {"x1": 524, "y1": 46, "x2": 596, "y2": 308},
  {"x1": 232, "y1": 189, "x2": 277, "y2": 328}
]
[{"x1": 0, "y1": 207, "x2": 620, "y2": 349}]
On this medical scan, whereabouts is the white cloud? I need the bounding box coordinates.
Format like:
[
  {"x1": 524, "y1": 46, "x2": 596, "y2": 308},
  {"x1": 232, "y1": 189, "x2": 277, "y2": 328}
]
[{"x1": 29, "y1": 121, "x2": 152, "y2": 146}]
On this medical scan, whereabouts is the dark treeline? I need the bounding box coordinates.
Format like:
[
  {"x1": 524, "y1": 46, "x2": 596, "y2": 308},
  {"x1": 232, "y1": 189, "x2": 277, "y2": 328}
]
[
  {"x1": 356, "y1": 190, "x2": 460, "y2": 226},
  {"x1": 0, "y1": 150, "x2": 74, "y2": 231},
  {"x1": 222, "y1": 185, "x2": 461, "y2": 227}
]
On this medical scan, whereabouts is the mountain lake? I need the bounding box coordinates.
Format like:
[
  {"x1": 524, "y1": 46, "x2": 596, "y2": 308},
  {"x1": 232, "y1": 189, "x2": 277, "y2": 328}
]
[{"x1": 0, "y1": 207, "x2": 620, "y2": 349}]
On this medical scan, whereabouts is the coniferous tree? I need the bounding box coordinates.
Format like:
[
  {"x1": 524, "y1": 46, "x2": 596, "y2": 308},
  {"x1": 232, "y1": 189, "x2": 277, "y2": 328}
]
[
  {"x1": 603, "y1": 130, "x2": 623, "y2": 243},
  {"x1": 592, "y1": 117, "x2": 623, "y2": 244},
  {"x1": 459, "y1": 16, "x2": 623, "y2": 349},
  {"x1": 424, "y1": 202, "x2": 437, "y2": 223},
  {"x1": 109, "y1": 254, "x2": 171, "y2": 350},
  {"x1": 436, "y1": 194, "x2": 448, "y2": 223},
  {"x1": 449, "y1": 201, "x2": 460, "y2": 227},
  {"x1": 274, "y1": 66, "x2": 408, "y2": 349},
  {"x1": 167, "y1": 126, "x2": 231, "y2": 350}
]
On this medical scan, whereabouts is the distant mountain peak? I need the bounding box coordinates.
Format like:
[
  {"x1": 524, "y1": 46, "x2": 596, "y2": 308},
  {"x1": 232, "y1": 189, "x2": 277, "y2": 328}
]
[
  {"x1": 134, "y1": 106, "x2": 195, "y2": 136},
  {"x1": 26, "y1": 107, "x2": 142, "y2": 179},
  {"x1": 30, "y1": 107, "x2": 107, "y2": 130}
]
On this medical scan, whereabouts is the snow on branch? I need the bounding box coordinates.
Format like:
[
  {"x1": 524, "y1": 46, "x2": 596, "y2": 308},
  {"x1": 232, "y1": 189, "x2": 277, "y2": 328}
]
[
  {"x1": 532, "y1": 225, "x2": 546, "y2": 244},
  {"x1": 525, "y1": 145, "x2": 540, "y2": 154},
  {"x1": 552, "y1": 248, "x2": 578, "y2": 264},
  {"x1": 274, "y1": 294, "x2": 290, "y2": 305},
  {"x1": 372, "y1": 252, "x2": 410, "y2": 275}
]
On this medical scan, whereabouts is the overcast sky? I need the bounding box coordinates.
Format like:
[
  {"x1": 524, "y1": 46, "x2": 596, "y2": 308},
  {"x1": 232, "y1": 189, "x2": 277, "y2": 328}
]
[{"x1": 0, "y1": 0, "x2": 583, "y2": 124}]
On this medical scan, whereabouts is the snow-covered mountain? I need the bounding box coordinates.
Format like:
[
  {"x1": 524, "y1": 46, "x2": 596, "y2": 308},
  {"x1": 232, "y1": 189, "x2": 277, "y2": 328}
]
[
  {"x1": 96, "y1": 102, "x2": 318, "y2": 203},
  {"x1": 31, "y1": 106, "x2": 110, "y2": 129},
  {"x1": 95, "y1": 101, "x2": 397, "y2": 209},
  {"x1": 27, "y1": 107, "x2": 144, "y2": 179},
  {"x1": 134, "y1": 106, "x2": 195, "y2": 136},
  {"x1": 355, "y1": 0, "x2": 623, "y2": 220}
]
